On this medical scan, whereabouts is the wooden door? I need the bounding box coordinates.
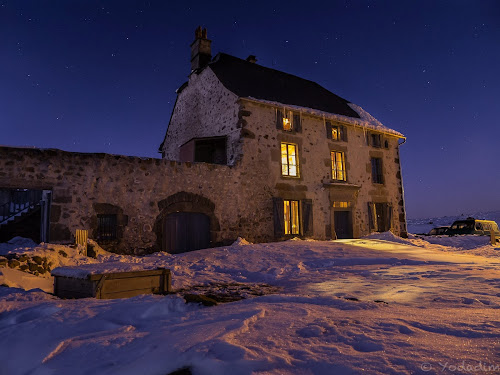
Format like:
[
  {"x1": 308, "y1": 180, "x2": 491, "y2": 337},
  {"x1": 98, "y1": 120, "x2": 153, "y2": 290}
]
[
  {"x1": 334, "y1": 210, "x2": 353, "y2": 239},
  {"x1": 163, "y1": 212, "x2": 210, "y2": 253}
]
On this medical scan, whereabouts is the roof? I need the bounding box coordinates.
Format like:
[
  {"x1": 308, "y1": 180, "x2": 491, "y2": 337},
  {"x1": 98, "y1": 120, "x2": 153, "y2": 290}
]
[{"x1": 208, "y1": 53, "x2": 360, "y2": 119}]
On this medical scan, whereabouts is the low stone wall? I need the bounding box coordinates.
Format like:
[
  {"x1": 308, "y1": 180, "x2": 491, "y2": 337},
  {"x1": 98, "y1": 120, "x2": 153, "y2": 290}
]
[{"x1": 0, "y1": 147, "x2": 269, "y2": 254}]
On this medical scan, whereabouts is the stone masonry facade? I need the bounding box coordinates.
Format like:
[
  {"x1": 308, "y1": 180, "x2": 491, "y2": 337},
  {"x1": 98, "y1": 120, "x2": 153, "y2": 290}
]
[{"x1": 0, "y1": 29, "x2": 407, "y2": 254}]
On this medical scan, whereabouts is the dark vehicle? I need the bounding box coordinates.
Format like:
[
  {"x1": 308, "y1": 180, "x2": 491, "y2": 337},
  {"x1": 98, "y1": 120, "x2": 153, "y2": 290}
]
[
  {"x1": 428, "y1": 226, "x2": 450, "y2": 236},
  {"x1": 447, "y1": 218, "x2": 500, "y2": 237}
]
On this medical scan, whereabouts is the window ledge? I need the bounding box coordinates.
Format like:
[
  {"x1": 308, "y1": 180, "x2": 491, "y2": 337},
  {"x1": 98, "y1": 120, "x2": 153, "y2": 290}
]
[{"x1": 323, "y1": 181, "x2": 361, "y2": 189}]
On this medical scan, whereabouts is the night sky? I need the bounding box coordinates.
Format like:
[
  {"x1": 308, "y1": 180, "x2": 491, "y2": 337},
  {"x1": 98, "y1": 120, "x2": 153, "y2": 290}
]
[{"x1": 1, "y1": 1, "x2": 499, "y2": 219}]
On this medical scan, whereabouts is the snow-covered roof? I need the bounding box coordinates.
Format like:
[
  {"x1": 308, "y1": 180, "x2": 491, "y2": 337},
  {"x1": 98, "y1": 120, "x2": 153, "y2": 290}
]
[
  {"x1": 208, "y1": 53, "x2": 404, "y2": 137},
  {"x1": 244, "y1": 97, "x2": 404, "y2": 137}
]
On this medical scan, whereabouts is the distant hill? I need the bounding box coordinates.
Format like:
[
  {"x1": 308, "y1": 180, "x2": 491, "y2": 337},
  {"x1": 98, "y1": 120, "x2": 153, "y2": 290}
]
[{"x1": 407, "y1": 210, "x2": 500, "y2": 234}]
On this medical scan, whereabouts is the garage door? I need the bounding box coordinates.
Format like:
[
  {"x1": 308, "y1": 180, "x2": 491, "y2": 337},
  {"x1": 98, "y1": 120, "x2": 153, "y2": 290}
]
[{"x1": 163, "y1": 212, "x2": 210, "y2": 253}]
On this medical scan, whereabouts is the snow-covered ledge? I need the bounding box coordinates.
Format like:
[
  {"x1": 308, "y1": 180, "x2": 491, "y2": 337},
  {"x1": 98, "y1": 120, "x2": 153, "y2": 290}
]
[{"x1": 323, "y1": 181, "x2": 361, "y2": 189}]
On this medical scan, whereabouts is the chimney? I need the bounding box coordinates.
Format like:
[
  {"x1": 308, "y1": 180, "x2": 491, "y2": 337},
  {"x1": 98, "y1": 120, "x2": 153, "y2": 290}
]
[
  {"x1": 246, "y1": 55, "x2": 257, "y2": 64},
  {"x1": 190, "y1": 26, "x2": 212, "y2": 72}
]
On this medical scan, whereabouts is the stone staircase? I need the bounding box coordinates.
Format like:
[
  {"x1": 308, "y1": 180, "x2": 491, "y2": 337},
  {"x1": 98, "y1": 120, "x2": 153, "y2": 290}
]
[{"x1": 0, "y1": 190, "x2": 43, "y2": 242}]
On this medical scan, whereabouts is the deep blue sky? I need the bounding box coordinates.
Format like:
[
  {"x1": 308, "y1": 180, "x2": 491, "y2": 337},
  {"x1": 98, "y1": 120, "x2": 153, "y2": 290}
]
[{"x1": 1, "y1": 1, "x2": 499, "y2": 219}]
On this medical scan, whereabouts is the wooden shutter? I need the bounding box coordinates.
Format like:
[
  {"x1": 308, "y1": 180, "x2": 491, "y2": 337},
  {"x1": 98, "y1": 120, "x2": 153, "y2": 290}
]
[
  {"x1": 367, "y1": 202, "x2": 377, "y2": 232},
  {"x1": 293, "y1": 113, "x2": 301, "y2": 132},
  {"x1": 273, "y1": 197, "x2": 285, "y2": 237},
  {"x1": 301, "y1": 199, "x2": 313, "y2": 237},
  {"x1": 276, "y1": 109, "x2": 283, "y2": 130},
  {"x1": 340, "y1": 126, "x2": 347, "y2": 142},
  {"x1": 386, "y1": 204, "x2": 393, "y2": 231},
  {"x1": 325, "y1": 121, "x2": 332, "y2": 139}
]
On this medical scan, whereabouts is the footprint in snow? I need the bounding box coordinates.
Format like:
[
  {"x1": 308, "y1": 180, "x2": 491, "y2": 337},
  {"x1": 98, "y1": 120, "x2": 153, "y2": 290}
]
[
  {"x1": 352, "y1": 340, "x2": 384, "y2": 352},
  {"x1": 296, "y1": 325, "x2": 325, "y2": 338}
]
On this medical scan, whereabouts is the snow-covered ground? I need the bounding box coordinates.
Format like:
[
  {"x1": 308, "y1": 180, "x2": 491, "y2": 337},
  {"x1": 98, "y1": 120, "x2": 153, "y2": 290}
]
[{"x1": 0, "y1": 233, "x2": 499, "y2": 375}]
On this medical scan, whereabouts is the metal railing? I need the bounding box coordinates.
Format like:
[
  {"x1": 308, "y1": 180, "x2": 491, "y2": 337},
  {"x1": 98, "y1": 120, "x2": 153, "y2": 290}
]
[{"x1": 0, "y1": 190, "x2": 43, "y2": 224}]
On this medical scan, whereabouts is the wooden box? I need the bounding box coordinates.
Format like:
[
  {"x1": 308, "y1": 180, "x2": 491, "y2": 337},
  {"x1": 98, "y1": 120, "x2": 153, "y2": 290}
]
[{"x1": 53, "y1": 268, "x2": 171, "y2": 299}]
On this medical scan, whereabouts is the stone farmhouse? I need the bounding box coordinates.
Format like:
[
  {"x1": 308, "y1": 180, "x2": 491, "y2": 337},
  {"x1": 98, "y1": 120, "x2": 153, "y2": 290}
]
[{"x1": 0, "y1": 27, "x2": 407, "y2": 254}]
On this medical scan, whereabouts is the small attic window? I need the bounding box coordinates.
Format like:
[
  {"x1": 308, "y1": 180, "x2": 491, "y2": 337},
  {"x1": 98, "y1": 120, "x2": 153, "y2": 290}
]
[
  {"x1": 366, "y1": 132, "x2": 382, "y2": 148},
  {"x1": 276, "y1": 109, "x2": 301, "y2": 132},
  {"x1": 326, "y1": 122, "x2": 347, "y2": 141},
  {"x1": 283, "y1": 117, "x2": 292, "y2": 131}
]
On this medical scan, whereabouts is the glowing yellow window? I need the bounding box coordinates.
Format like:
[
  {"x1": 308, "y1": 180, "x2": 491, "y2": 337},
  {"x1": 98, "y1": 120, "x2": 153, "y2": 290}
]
[
  {"x1": 333, "y1": 201, "x2": 351, "y2": 208},
  {"x1": 283, "y1": 117, "x2": 292, "y2": 131},
  {"x1": 332, "y1": 126, "x2": 339, "y2": 140},
  {"x1": 284, "y1": 200, "x2": 300, "y2": 235},
  {"x1": 281, "y1": 142, "x2": 298, "y2": 177},
  {"x1": 331, "y1": 151, "x2": 346, "y2": 181}
]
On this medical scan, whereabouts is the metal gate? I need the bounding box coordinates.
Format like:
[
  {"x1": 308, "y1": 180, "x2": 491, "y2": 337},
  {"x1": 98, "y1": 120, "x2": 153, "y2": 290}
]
[{"x1": 163, "y1": 212, "x2": 210, "y2": 253}]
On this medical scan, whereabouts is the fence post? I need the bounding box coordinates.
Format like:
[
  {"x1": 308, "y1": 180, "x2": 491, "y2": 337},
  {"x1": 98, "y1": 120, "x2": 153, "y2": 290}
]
[{"x1": 75, "y1": 229, "x2": 88, "y2": 256}]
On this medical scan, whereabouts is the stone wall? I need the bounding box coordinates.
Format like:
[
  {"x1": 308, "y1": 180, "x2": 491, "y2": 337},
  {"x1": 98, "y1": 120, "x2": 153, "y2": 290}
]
[
  {"x1": 0, "y1": 147, "x2": 275, "y2": 253},
  {"x1": 161, "y1": 68, "x2": 242, "y2": 165},
  {"x1": 237, "y1": 99, "x2": 407, "y2": 239},
  {"x1": 0, "y1": 83, "x2": 407, "y2": 253}
]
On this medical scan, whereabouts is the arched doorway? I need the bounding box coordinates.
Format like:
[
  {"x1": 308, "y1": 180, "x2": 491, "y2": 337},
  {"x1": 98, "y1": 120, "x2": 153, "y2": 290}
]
[{"x1": 163, "y1": 212, "x2": 210, "y2": 253}]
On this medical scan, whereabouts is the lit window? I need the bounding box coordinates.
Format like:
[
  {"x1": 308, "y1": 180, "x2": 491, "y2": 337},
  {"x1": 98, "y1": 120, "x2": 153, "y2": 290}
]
[
  {"x1": 332, "y1": 126, "x2": 339, "y2": 140},
  {"x1": 284, "y1": 200, "x2": 300, "y2": 235},
  {"x1": 283, "y1": 117, "x2": 292, "y2": 131},
  {"x1": 326, "y1": 122, "x2": 347, "y2": 141},
  {"x1": 281, "y1": 142, "x2": 298, "y2": 177},
  {"x1": 333, "y1": 201, "x2": 351, "y2": 208},
  {"x1": 331, "y1": 151, "x2": 346, "y2": 181},
  {"x1": 277, "y1": 109, "x2": 300, "y2": 132},
  {"x1": 371, "y1": 157, "x2": 383, "y2": 184}
]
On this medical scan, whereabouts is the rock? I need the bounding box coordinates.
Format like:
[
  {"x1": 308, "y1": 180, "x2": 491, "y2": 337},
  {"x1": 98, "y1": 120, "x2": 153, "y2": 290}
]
[
  {"x1": 32, "y1": 256, "x2": 43, "y2": 265},
  {"x1": 28, "y1": 262, "x2": 38, "y2": 272},
  {"x1": 183, "y1": 293, "x2": 218, "y2": 307},
  {"x1": 19, "y1": 264, "x2": 29, "y2": 271},
  {"x1": 87, "y1": 244, "x2": 97, "y2": 258},
  {"x1": 0, "y1": 257, "x2": 8, "y2": 267},
  {"x1": 37, "y1": 266, "x2": 46, "y2": 274},
  {"x1": 8, "y1": 259, "x2": 20, "y2": 268},
  {"x1": 58, "y1": 250, "x2": 68, "y2": 258},
  {"x1": 18, "y1": 255, "x2": 29, "y2": 262}
]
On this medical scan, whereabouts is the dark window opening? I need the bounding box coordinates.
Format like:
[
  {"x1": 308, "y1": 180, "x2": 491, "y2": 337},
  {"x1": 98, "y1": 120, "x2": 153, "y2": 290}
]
[
  {"x1": 97, "y1": 214, "x2": 117, "y2": 240},
  {"x1": 371, "y1": 133, "x2": 381, "y2": 148},
  {"x1": 371, "y1": 157, "x2": 384, "y2": 184},
  {"x1": 194, "y1": 137, "x2": 227, "y2": 165},
  {"x1": 366, "y1": 132, "x2": 382, "y2": 148}
]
